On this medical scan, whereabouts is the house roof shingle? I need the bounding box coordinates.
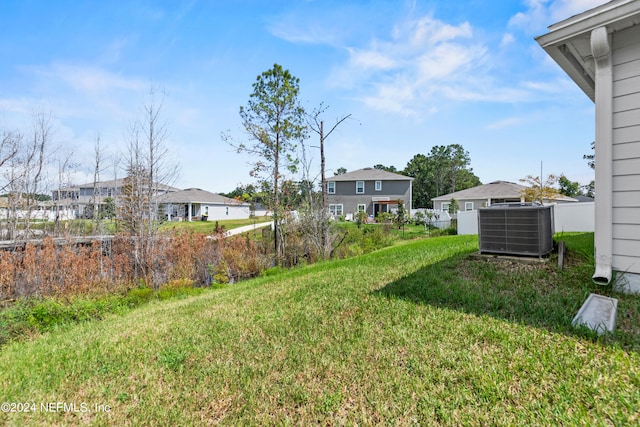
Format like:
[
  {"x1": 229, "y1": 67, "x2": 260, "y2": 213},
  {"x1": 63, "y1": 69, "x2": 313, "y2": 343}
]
[
  {"x1": 432, "y1": 180, "x2": 580, "y2": 203},
  {"x1": 155, "y1": 188, "x2": 247, "y2": 205},
  {"x1": 326, "y1": 168, "x2": 413, "y2": 182},
  {"x1": 431, "y1": 181, "x2": 526, "y2": 202}
]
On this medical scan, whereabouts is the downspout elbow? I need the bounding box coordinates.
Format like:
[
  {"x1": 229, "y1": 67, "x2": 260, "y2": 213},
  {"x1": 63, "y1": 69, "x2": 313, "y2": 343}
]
[{"x1": 593, "y1": 261, "x2": 612, "y2": 285}]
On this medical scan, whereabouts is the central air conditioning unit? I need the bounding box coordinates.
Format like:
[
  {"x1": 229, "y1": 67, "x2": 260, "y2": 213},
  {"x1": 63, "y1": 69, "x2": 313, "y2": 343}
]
[{"x1": 478, "y1": 204, "x2": 555, "y2": 257}]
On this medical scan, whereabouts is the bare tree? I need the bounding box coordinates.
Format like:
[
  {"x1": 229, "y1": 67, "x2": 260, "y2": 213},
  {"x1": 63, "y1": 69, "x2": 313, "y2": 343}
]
[
  {"x1": 0, "y1": 130, "x2": 20, "y2": 190},
  {"x1": 120, "y1": 87, "x2": 179, "y2": 288},
  {"x1": 306, "y1": 104, "x2": 352, "y2": 258},
  {"x1": 89, "y1": 134, "x2": 113, "y2": 234},
  {"x1": 53, "y1": 145, "x2": 77, "y2": 236},
  {"x1": 1, "y1": 112, "x2": 53, "y2": 240},
  {"x1": 0, "y1": 130, "x2": 21, "y2": 239},
  {"x1": 24, "y1": 112, "x2": 52, "y2": 238}
]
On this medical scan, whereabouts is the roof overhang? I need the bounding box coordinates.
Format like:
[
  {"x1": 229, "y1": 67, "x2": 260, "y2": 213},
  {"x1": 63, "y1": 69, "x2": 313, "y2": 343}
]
[{"x1": 535, "y1": 0, "x2": 640, "y2": 102}]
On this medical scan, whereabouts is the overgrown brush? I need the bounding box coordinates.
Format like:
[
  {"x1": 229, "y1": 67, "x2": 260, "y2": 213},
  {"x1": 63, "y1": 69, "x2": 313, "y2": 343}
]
[
  {"x1": 0, "y1": 230, "x2": 269, "y2": 302},
  {"x1": 331, "y1": 224, "x2": 396, "y2": 259}
]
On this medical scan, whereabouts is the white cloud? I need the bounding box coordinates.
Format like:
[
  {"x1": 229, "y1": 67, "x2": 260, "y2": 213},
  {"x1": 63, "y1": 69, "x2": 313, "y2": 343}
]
[
  {"x1": 0, "y1": 98, "x2": 31, "y2": 115},
  {"x1": 268, "y1": 22, "x2": 341, "y2": 45},
  {"x1": 508, "y1": 0, "x2": 549, "y2": 33},
  {"x1": 522, "y1": 78, "x2": 572, "y2": 93},
  {"x1": 14, "y1": 62, "x2": 151, "y2": 122},
  {"x1": 348, "y1": 47, "x2": 396, "y2": 70},
  {"x1": 328, "y1": 14, "x2": 500, "y2": 116},
  {"x1": 549, "y1": 0, "x2": 610, "y2": 22},
  {"x1": 509, "y1": 0, "x2": 609, "y2": 33},
  {"x1": 98, "y1": 38, "x2": 131, "y2": 64},
  {"x1": 415, "y1": 42, "x2": 484, "y2": 81},
  {"x1": 440, "y1": 84, "x2": 530, "y2": 103},
  {"x1": 501, "y1": 33, "x2": 516, "y2": 48},
  {"x1": 49, "y1": 63, "x2": 146, "y2": 94},
  {"x1": 485, "y1": 116, "x2": 528, "y2": 130},
  {"x1": 266, "y1": 6, "x2": 357, "y2": 47},
  {"x1": 402, "y1": 15, "x2": 473, "y2": 46}
]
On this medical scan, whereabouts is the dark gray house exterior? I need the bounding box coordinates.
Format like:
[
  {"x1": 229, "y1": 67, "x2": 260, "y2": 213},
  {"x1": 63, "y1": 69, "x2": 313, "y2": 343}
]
[{"x1": 326, "y1": 168, "x2": 413, "y2": 219}]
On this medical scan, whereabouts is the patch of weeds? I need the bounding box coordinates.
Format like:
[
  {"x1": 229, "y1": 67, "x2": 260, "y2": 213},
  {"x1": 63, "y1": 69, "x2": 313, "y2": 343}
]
[
  {"x1": 156, "y1": 284, "x2": 204, "y2": 301},
  {"x1": 318, "y1": 391, "x2": 342, "y2": 415},
  {"x1": 157, "y1": 347, "x2": 188, "y2": 372},
  {"x1": 262, "y1": 266, "x2": 287, "y2": 277},
  {"x1": 290, "y1": 387, "x2": 309, "y2": 406},
  {"x1": 124, "y1": 287, "x2": 154, "y2": 307},
  {"x1": 417, "y1": 395, "x2": 447, "y2": 425},
  {"x1": 28, "y1": 298, "x2": 66, "y2": 328},
  {"x1": 116, "y1": 393, "x2": 130, "y2": 404}
]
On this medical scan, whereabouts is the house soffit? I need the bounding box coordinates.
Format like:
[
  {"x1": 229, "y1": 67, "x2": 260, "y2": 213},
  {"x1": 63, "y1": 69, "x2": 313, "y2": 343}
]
[{"x1": 536, "y1": 0, "x2": 640, "y2": 101}]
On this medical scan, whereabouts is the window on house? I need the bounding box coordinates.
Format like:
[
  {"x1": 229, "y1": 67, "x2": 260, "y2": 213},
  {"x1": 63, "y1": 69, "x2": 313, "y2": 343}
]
[
  {"x1": 357, "y1": 204, "x2": 366, "y2": 213},
  {"x1": 465, "y1": 202, "x2": 474, "y2": 211},
  {"x1": 329, "y1": 204, "x2": 343, "y2": 216},
  {"x1": 356, "y1": 181, "x2": 365, "y2": 194},
  {"x1": 327, "y1": 182, "x2": 335, "y2": 194},
  {"x1": 441, "y1": 202, "x2": 450, "y2": 212},
  {"x1": 375, "y1": 180, "x2": 382, "y2": 191}
]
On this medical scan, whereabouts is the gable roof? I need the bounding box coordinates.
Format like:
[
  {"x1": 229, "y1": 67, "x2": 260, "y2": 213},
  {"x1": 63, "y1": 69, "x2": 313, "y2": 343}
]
[
  {"x1": 535, "y1": 0, "x2": 640, "y2": 101},
  {"x1": 155, "y1": 188, "x2": 248, "y2": 205},
  {"x1": 432, "y1": 180, "x2": 580, "y2": 203},
  {"x1": 327, "y1": 168, "x2": 413, "y2": 182},
  {"x1": 431, "y1": 181, "x2": 526, "y2": 202}
]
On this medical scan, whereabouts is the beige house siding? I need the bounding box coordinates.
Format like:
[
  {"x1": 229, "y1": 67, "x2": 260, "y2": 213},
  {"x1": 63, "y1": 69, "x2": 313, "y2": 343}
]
[
  {"x1": 436, "y1": 199, "x2": 493, "y2": 211},
  {"x1": 612, "y1": 24, "x2": 640, "y2": 274}
]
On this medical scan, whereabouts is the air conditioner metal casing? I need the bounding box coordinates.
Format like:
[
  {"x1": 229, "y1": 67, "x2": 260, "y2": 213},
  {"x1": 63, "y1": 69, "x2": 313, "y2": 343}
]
[{"x1": 478, "y1": 204, "x2": 555, "y2": 257}]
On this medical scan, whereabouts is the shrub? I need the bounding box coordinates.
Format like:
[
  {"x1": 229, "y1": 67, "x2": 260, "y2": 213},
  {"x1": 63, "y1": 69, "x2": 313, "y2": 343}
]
[
  {"x1": 125, "y1": 288, "x2": 154, "y2": 307},
  {"x1": 432, "y1": 226, "x2": 457, "y2": 237}
]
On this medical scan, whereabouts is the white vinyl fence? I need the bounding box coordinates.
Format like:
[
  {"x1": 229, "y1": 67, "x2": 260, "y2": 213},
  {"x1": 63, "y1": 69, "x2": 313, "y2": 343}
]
[
  {"x1": 0, "y1": 208, "x2": 76, "y2": 221},
  {"x1": 410, "y1": 209, "x2": 452, "y2": 229},
  {"x1": 457, "y1": 202, "x2": 595, "y2": 235}
]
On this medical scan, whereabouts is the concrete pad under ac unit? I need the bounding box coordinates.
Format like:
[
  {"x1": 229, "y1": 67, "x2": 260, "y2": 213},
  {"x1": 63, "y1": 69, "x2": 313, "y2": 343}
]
[{"x1": 572, "y1": 293, "x2": 618, "y2": 335}]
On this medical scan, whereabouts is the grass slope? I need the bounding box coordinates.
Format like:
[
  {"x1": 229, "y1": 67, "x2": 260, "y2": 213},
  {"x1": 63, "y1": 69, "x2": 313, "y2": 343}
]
[{"x1": 1, "y1": 234, "x2": 639, "y2": 426}]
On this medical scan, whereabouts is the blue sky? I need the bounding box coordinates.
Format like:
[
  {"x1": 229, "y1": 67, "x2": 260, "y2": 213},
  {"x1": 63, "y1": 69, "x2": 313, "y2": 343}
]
[{"x1": 0, "y1": 0, "x2": 606, "y2": 193}]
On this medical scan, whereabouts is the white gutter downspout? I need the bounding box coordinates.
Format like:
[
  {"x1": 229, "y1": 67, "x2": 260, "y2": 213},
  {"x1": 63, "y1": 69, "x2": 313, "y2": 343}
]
[
  {"x1": 591, "y1": 26, "x2": 614, "y2": 285},
  {"x1": 409, "y1": 179, "x2": 413, "y2": 212}
]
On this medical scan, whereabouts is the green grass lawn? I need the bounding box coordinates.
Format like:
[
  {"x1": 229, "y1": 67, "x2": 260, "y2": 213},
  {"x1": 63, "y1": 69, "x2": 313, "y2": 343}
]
[
  {"x1": 333, "y1": 221, "x2": 455, "y2": 243},
  {"x1": 159, "y1": 216, "x2": 271, "y2": 234},
  {"x1": 1, "y1": 233, "x2": 639, "y2": 425},
  {"x1": 24, "y1": 216, "x2": 272, "y2": 236}
]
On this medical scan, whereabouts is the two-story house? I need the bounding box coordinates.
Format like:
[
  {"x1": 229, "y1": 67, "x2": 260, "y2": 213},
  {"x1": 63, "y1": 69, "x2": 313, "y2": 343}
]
[
  {"x1": 326, "y1": 168, "x2": 413, "y2": 219},
  {"x1": 52, "y1": 179, "x2": 179, "y2": 219}
]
